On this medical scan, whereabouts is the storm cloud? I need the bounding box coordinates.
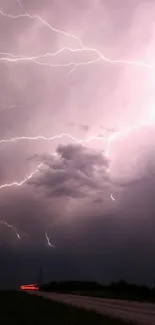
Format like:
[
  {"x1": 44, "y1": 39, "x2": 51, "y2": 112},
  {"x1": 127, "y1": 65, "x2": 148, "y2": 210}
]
[
  {"x1": 29, "y1": 144, "x2": 109, "y2": 198},
  {"x1": 1, "y1": 0, "x2": 155, "y2": 288}
]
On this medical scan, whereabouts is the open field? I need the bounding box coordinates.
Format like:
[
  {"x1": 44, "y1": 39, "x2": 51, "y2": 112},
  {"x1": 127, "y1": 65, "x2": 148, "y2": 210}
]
[{"x1": 0, "y1": 291, "x2": 133, "y2": 325}]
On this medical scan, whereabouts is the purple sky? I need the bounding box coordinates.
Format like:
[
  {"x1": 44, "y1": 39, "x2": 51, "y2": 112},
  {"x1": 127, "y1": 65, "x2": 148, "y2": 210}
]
[{"x1": 0, "y1": 0, "x2": 155, "y2": 288}]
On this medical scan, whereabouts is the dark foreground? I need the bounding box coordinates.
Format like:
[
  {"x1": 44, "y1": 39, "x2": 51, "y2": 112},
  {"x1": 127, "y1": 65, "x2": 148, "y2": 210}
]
[
  {"x1": 32, "y1": 291, "x2": 155, "y2": 325},
  {"x1": 41, "y1": 281, "x2": 155, "y2": 304},
  {"x1": 0, "y1": 291, "x2": 133, "y2": 325}
]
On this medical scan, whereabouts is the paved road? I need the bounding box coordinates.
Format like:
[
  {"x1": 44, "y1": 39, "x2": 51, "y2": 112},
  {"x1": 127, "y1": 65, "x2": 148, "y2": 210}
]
[{"x1": 30, "y1": 291, "x2": 155, "y2": 324}]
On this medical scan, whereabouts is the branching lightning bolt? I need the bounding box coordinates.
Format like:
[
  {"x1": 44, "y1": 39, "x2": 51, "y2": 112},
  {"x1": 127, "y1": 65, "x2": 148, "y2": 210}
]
[
  {"x1": 0, "y1": 3, "x2": 155, "y2": 248},
  {"x1": 0, "y1": 113, "x2": 154, "y2": 191},
  {"x1": 45, "y1": 232, "x2": 55, "y2": 248},
  {"x1": 0, "y1": 7, "x2": 154, "y2": 197},
  {"x1": 0, "y1": 220, "x2": 21, "y2": 239},
  {"x1": 0, "y1": 9, "x2": 155, "y2": 70},
  {"x1": 0, "y1": 5, "x2": 154, "y2": 161}
]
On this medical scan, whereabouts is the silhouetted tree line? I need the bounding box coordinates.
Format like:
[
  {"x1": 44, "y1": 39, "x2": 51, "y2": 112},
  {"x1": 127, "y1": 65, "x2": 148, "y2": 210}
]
[
  {"x1": 40, "y1": 280, "x2": 155, "y2": 302},
  {"x1": 40, "y1": 281, "x2": 101, "y2": 292}
]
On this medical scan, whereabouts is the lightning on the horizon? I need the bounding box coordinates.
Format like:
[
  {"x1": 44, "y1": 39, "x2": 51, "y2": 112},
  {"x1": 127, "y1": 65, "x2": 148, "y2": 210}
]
[
  {"x1": 45, "y1": 232, "x2": 55, "y2": 248},
  {"x1": 0, "y1": 220, "x2": 21, "y2": 239}
]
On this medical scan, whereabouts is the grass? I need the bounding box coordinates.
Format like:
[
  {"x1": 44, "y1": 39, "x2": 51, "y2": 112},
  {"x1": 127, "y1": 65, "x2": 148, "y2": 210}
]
[{"x1": 0, "y1": 291, "x2": 134, "y2": 325}]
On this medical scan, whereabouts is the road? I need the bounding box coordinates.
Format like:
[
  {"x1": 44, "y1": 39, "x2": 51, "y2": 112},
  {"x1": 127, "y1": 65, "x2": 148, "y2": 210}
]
[{"x1": 30, "y1": 291, "x2": 155, "y2": 324}]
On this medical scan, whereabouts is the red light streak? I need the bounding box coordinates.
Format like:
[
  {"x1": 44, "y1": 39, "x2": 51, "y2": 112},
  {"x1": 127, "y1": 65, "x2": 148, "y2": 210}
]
[{"x1": 20, "y1": 284, "x2": 39, "y2": 291}]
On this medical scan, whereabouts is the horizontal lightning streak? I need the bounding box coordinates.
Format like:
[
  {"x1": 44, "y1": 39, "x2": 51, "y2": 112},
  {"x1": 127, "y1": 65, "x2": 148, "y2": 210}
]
[
  {"x1": 0, "y1": 48, "x2": 99, "y2": 59},
  {"x1": 0, "y1": 109, "x2": 154, "y2": 151},
  {"x1": 0, "y1": 113, "x2": 154, "y2": 191},
  {"x1": 0, "y1": 10, "x2": 154, "y2": 69},
  {"x1": 0, "y1": 134, "x2": 105, "y2": 145},
  {"x1": 0, "y1": 52, "x2": 101, "y2": 70}
]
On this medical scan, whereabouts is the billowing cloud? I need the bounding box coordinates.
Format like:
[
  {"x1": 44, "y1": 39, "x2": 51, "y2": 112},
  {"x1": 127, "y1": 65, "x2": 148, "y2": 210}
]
[{"x1": 29, "y1": 144, "x2": 110, "y2": 198}]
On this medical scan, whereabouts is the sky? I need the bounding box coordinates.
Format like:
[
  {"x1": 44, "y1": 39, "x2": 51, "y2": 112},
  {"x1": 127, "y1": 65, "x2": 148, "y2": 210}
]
[{"x1": 0, "y1": 0, "x2": 155, "y2": 289}]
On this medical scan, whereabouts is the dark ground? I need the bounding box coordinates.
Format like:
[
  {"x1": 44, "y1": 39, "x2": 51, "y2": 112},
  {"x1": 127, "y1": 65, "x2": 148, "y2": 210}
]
[
  {"x1": 40, "y1": 281, "x2": 155, "y2": 303},
  {"x1": 0, "y1": 291, "x2": 134, "y2": 325}
]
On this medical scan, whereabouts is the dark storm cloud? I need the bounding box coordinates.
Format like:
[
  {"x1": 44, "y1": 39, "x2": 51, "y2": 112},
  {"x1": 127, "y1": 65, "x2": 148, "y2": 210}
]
[
  {"x1": 1, "y1": 0, "x2": 155, "y2": 289},
  {"x1": 29, "y1": 144, "x2": 110, "y2": 198}
]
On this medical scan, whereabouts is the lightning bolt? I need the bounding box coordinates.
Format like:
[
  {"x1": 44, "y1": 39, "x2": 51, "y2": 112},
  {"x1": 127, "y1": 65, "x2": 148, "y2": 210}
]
[
  {"x1": 0, "y1": 7, "x2": 154, "y2": 195},
  {"x1": 0, "y1": 133, "x2": 107, "y2": 146},
  {"x1": 0, "y1": 2, "x2": 154, "y2": 248},
  {"x1": 0, "y1": 7, "x2": 154, "y2": 163},
  {"x1": 0, "y1": 50, "x2": 100, "y2": 70},
  {"x1": 17, "y1": 0, "x2": 27, "y2": 14},
  {"x1": 0, "y1": 7, "x2": 154, "y2": 161},
  {"x1": 45, "y1": 232, "x2": 55, "y2": 248},
  {"x1": 0, "y1": 108, "x2": 154, "y2": 154},
  {"x1": 0, "y1": 9, "x2": 155, "y2": 70},
  {"x1": 107, "y1": 112, "x2": 155, "y2": 201},
  {"x1": 110, "y1": 194, "x2": 116, "y2": 201},
  {"x1": 0, "y1": 113, "x2": 154, "y2": 191},
  {"x1": 0, "y1": 134, "x2": 85, "y2": 145},
  {"x1": 105, "y1": 112, "x2": 155, "y2": 157},
  {"x1": 0, "y1": 220, "x2": 21, "y2": 239},
  {"x1": 0, "y1": 163, "x2": 43, "y2": 189},
  {"x1": 0, "y1": 2, "x2": 143, "y2": 249}
]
